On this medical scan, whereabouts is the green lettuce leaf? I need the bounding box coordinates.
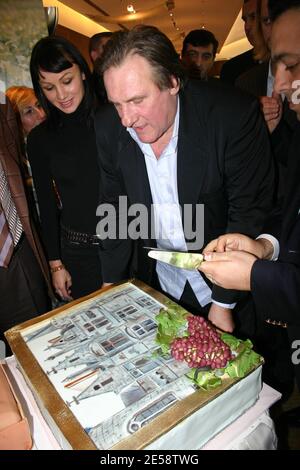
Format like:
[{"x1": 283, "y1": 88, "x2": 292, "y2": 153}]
[
  {"x1": 186, "y1": 369, "x2": 222, "y2": 390},
  {"x1": 155, "y1": 301, "x2": 189, "y2": 353}
]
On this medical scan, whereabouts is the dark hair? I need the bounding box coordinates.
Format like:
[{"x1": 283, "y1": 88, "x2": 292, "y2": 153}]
[
  {"x1": 269, "y1": 0, "x2": 300, "y2": 21},
  {"x1": 182, "y1": 30, "x2": 219, "y2": 57},
  {"x1": 89, "y1": 32, "x2": 113, "y2": 55},
  {"x1": 100, "y1": 25, "x2": 187, "y2": 90},
  {"x1": 30, "y1": 36, "x2": 95, "y2": 128}
]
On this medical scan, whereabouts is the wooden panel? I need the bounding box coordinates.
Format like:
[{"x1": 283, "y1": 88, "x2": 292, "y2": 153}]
[{"x1": 55, "y1": 24, "x2": 92, "y2": 69}]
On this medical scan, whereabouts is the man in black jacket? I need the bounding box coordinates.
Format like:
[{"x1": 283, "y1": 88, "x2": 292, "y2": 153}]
[
  {"x1": 220, "y1": 0, "x2": 258, "y2": 84},
  {"x1": 199, "y1": 0, "x2": 300, "y2": 428},
  {"x1": 95, "y1": 25, "x2": 274, "y2": 334}
]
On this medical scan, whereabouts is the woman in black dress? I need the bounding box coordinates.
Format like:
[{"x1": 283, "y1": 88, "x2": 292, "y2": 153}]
[{"x1": 27, "y1": 36, "x2": 102, "y2": 301}]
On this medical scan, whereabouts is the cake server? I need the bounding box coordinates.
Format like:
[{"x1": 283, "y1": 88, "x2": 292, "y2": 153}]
[{"x1": 146, "y1": 249, "x2": 203, "y2": 270}]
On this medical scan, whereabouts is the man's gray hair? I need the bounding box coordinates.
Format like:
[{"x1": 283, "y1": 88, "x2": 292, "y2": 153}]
[{"x1": 100, "y1": 25, "x2": 186, "y2": 90}]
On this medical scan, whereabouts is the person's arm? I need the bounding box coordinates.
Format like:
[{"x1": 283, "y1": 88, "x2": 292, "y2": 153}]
[
  {"x1": 95, "y1": 110, "x2": 133, "y2": 283},
  {"x1": 198, "y1": 247, "x2": 300, "y2": 327},
  {"x1": 204, "y1": 233, "x2": 273, "y2": 332},
  {"x1": 27, "y1": 129, "x2": 72, "y2": 300},
  {"x1": 211, "y1": 97, "x2": 274, "y2": 305},
  {"x1": 251, "y1": 259, "x2": 300, "y2": 326},
  {"x1": 27, "y1": 130, "x2": 60, "y2": 260}
]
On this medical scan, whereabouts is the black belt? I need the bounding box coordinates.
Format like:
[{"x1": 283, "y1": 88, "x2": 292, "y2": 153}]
[{"x1": 61, "y1": 225, "x2": 101, "y2": 246}]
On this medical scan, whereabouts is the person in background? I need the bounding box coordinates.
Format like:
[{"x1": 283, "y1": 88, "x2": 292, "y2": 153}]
[
  {"x1": 89, "y1": 32, "x2": 113, "y2": 64},
  {"x1": 5, "y1": 86, "x2": 45, "y2": 138},
  {"x1": 95, "y1": 25, "x2": 274, "y2": 334},
  {"x1": 236, "y1": 0, "x2": 271, "y2": 97},
  {"x1": 220, "y1": 0, "x2": 259, "y2": 84},
  {"x1": 236, "y1": 0, "x2": 297, "y2": 203},
  {"x1": 89, "y1": 32, "x2": 113, "y2": 105},
  {"x1": 6, "y1": 86, "x2": 46, "y2": 220},
  {"x1": 198, "y1": 0, "x2": 300, "y2": 428},
  {"x1": 27, "y1": 36, "x2": 102, "y2": 301},
  {"x1": 0, "y1": 97, "x2": 52, "y2": 351},
  {"x1": 181, "y1": 29, "x2": 219, "y2": 81}
]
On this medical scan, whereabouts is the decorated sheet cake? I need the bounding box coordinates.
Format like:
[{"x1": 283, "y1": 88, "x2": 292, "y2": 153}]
[{"x1": 5, "y1": 280, "x2": 263, "y2": 450}]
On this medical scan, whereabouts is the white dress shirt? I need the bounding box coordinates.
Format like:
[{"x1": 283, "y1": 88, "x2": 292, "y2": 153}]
[{"x1": 128, "y1": 99, "x2": 234, "y2": 308}]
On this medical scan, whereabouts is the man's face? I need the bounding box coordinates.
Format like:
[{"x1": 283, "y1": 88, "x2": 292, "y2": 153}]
[
  {"x1": 103, "y1": 54, "x2": 179, "y2": 146},
  {"x1": 182, "y1": 43, "x2": 215, "y2": 78},
  {"x1": 242, "y1": 0, "x2": 257, "y2": 46},
  {"x1": 91, "y1": 36, "x2": 111, "y2": 63},
  {"x1": 272, "y1": 9, "x2": 300, "y2": 120},
  {"x1": 260, "y1": 0, "x2": 272, "y2": 50}
]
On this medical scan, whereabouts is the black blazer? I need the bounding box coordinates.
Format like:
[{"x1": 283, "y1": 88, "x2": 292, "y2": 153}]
[
  {"x1": 236, "y1": 61, "x2": 269, "y2": 97},
  {"x1": 95, "y1": 80, "x2": 274, "y2": 304},
  {"x1": 220, "y1": 49, "x2": 256, "y2": 85},
  {"x1": 251, "y1": 124, "x2": 300, "y2": 388}
]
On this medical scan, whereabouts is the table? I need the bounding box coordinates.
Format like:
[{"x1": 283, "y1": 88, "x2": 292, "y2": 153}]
[{"x1": 5, "y1": 356, "x2": 281, "y2": 450}]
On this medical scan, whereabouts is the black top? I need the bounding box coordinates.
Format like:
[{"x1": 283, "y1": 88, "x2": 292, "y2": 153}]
[{"x1": 27, "y1": 100, "x2": 100, "y2": 261}]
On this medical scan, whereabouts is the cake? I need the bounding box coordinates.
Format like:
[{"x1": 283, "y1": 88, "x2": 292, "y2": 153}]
[{"x1": 5, "y1": 280, "x2": 263, "y2": 450}]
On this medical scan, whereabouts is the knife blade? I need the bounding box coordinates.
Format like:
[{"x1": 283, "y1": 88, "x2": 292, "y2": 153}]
[{"x1": 147, "y1": 250, "x2": 204, "y2": 270}]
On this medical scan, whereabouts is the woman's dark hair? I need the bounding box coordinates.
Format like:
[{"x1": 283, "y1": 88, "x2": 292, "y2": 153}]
[
  {"x1": 30, "y1": 36, "x2": 95, "y2": 127},
  {"x1": 100, "y1": 25, "x2": 187, "y2": 91}
]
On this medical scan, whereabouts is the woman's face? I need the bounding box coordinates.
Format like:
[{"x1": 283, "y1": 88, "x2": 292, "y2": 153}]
[
  {"x1": 38, "y1": 63, "x2": 85, "y2": 114},
  {"x1": 20, "y1": 96, "x2": 46, "y2": 135}
]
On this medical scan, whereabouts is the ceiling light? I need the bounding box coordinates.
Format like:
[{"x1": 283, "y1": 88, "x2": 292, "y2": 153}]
[{"x1": 127, "y1": 4, "x2": 136, "y2": 14}]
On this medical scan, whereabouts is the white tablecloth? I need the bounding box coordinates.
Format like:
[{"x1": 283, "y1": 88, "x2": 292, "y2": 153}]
[{"x1": 5, "y1": 356, "x2": 281, "y2": 450}]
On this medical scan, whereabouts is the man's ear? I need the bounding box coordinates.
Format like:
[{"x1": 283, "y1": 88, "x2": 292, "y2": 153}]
[
  {"x1": 90, "y1": 50, "x2": 98, "y2": 63},
  {"x1": 170, "y1": 75, "x2": 180, "y2": 95}
]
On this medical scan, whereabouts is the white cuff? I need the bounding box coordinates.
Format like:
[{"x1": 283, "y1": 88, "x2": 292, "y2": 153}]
[
  {"x1": 256, "y1": 234, "x2": 280, "y2": 261},
  {"x1": 212, "y1": 300, "x2": 236, "y2": 310}
]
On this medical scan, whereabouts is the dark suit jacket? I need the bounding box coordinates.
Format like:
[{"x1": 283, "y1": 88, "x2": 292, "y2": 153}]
[
  {"x1": 220, "y1": 49, "x2": 256, "y2": 86},
  {"x1": 0, "y1": 98, "x2": 53, "y2": 297},
  {"x1": 251, "y1": 124, "x2": 300, "y2": 388},
  {"x1": 236, "y1": 61, "x2": 269, "y2": 97},
  {"x1": 95, "y1": 80, "x2": 274, "y2": 304},
  {"x1": 235, "y1": 62, "x2": 298, "y2": 203}
]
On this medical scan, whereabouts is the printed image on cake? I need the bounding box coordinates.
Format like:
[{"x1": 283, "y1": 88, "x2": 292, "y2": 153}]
[{"x1": 5, "y1": 281, "x2": 264, "y2": 450}]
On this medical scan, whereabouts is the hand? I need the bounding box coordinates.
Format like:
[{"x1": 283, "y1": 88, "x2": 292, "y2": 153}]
[
  {"x1": 260, "y1": 91, "x2": 283, "y2": 133},
  {"x1": 204, "y1": 233, "x2": 270, "y2": 259},
  {"x1": 198, "y1": 250, "x2": 257, "y2": 290},
  {"x1": 52, "y1": 268, "x2": 73, "y2": 301},
  {"x1": 208, "y1": 304, "x2": 235, "y2": 333}
]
